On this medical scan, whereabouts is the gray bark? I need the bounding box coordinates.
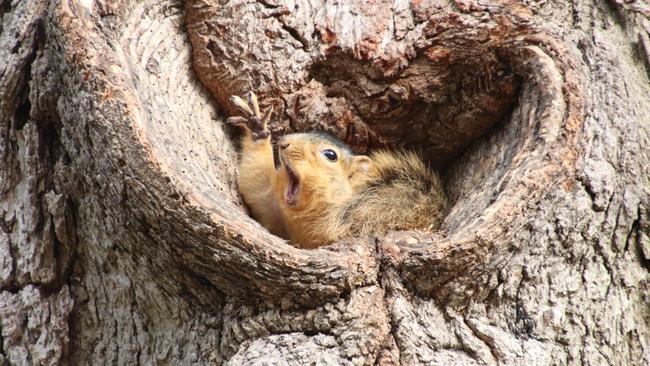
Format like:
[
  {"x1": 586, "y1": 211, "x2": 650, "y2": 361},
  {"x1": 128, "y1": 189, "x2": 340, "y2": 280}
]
[{"x1": 1, "y1": 0, "x2": 649, "y2": 365}]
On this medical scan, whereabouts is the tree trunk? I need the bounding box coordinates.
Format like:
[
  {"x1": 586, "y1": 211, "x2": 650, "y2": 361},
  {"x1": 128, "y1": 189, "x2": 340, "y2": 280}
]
[{"x1": 1, "y1": 0, "x2": 648, "y2": 364}]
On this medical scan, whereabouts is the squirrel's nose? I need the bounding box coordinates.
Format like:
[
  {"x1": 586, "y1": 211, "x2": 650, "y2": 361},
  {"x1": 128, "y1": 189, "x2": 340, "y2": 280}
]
[{"x1": 279, "y1": 141, "x2": 290, "y2": 150}]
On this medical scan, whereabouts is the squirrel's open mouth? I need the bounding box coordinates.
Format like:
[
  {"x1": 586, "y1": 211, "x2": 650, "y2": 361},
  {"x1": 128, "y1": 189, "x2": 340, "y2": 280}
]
[{"x1": 282, "y1": 157, "x2": 300, "y2": 206}]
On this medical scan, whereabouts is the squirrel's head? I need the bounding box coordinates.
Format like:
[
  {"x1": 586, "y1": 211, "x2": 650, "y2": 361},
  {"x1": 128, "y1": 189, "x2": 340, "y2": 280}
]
[{"x1": 275, "y1": 132, "x2": 372, "y2": 211}]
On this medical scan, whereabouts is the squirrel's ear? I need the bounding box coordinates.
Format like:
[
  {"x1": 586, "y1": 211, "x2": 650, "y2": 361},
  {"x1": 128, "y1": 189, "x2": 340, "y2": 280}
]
[{"x1": 350, "y1": 155, "x2": 372, "y2": 175}]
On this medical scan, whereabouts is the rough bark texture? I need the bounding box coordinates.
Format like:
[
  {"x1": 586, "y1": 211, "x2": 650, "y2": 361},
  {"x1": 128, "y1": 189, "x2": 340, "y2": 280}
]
[{"x1": 0, "y1": 0, "x2": 648, "y2": 365}]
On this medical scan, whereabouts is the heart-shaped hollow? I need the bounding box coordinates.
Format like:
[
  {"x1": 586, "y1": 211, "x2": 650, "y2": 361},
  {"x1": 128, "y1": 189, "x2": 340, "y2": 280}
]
[
  {"x1": 55, "y1": 0, "x2": 581, "y2": 308},
  {"x1": 184, "y1": 1, "x2": 583, "y2": 305}
]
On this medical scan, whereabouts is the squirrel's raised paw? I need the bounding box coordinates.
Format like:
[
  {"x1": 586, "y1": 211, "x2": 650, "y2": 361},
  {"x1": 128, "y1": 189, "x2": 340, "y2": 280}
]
[{"x1": 227, "y1": 91, "x2": 273, "y2": 141}]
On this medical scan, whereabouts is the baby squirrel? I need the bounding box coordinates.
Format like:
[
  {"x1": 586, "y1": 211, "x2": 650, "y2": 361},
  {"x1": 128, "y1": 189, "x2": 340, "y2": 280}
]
[{"x1": 227, "y1": 92, "x2": 448, "y2": 249}]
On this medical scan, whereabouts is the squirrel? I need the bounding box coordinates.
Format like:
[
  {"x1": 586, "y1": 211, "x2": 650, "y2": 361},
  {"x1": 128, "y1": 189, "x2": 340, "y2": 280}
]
[{"x1": 227, "y1": 92, "x2": 448, "y2": 249}]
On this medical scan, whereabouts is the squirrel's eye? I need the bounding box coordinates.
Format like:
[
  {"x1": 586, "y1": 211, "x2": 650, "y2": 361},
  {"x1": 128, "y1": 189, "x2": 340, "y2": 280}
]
[{"x1": 322, "y1": 149, "x2": 338, "y2": 161}]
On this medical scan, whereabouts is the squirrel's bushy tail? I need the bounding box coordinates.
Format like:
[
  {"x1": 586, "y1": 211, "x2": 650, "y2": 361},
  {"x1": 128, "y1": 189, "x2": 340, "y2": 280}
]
[{"x1": 334, "y1": 150, "x2": 448, "y2": 237}]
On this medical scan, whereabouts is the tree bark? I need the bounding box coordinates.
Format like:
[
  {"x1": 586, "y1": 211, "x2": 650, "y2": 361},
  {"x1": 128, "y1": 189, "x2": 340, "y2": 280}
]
[{"x1": 1, "y1": 0, "x2": 649, "y2": 365}]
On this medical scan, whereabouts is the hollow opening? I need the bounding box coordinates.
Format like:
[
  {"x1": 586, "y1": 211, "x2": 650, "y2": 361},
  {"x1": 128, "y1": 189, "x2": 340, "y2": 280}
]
[
  {"x1": 126, "y1": 0, "x2": 556, "y2": 253},
  {"x1": 175, "y1": 0, "x2": 575, "y2": 260},
  {"x1": 176, "y1": 45, "x2": 541, "y2": 251}
]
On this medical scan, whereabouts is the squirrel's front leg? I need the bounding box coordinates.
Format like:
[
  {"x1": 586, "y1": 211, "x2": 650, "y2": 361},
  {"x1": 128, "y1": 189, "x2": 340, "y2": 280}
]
[{"x1": 227, "y1": 92, "x2": 287, "y2": 238}]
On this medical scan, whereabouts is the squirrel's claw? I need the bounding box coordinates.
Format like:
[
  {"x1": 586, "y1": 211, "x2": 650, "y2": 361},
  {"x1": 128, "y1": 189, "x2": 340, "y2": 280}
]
[
  {"x1": 262, "y1": 105, "x2": 273, "y2": 125},
  {"x1": 228, "y1": 92, "x2": 272, "y2": 141},
  {"x1": 226, "y1": 116, "x2": 248, "y2": 126},
  {"x1": 247, "y1": 91, "x2": 261, "y2": 117},
  {"x1": 230, "y1": 95, "x2": 254, "y2": 116}
]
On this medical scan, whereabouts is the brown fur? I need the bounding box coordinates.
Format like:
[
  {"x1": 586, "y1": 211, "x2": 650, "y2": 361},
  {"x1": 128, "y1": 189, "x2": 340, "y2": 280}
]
[
  {"x1": 229, "y1": 93, "x2": 448, "y2": 249},
  {"x1": 330, "y1": 150, "x2": 448, "y2": 241}
]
